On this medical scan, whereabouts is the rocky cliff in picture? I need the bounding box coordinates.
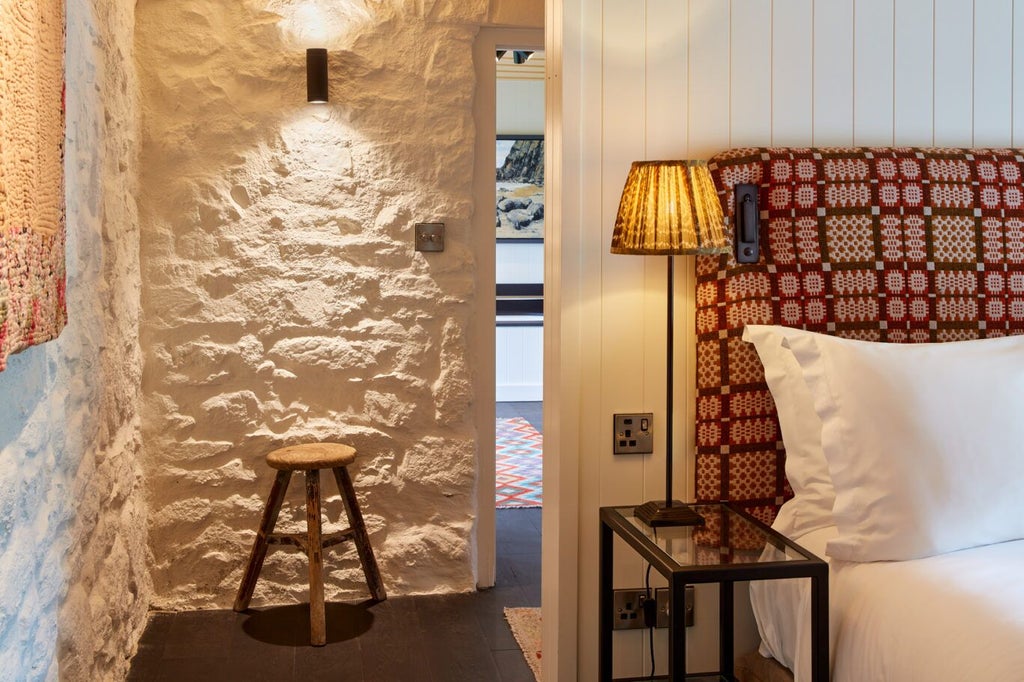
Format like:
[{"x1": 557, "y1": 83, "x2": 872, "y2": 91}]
[{"x1": 496, "y1": 137, "x2": 544, "y2": 239}]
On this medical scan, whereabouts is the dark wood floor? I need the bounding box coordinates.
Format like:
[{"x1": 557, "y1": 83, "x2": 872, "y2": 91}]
[
  {"x1": 128, "y1": 403, "x2": 542, "y2": 682},
  {"x1": 496, "y1": 401, "x2": 543, "y2": 434}
]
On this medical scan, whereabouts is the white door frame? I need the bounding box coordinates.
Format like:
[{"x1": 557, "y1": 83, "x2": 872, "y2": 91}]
[
  {"x1": 471, "y1": 26, "x2": 545, "y2": 590},
  {"x1": 473, "y1": 21, "x2": 579, "y2": 681},
  {"x1": 540, "y1": 2, "x2": 581, "y2": 679}
]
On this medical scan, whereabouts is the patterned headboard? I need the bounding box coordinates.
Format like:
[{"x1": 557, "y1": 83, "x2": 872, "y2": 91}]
[{"x1": 694, "y1": 147, "x2": 1024, "y2": 525}]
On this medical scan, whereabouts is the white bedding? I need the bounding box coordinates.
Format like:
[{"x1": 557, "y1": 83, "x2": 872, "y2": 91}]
[{"x1": 750, "y1": 527, "x2": 1024, "y2": 682}]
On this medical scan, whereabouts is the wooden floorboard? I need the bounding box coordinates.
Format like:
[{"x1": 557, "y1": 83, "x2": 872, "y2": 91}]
[
  {"x1": 358, "y1": 597, "x2": 434, "y2": 682},
  {"x1": 493, "y1": 648, "x2": 540, "y2": 682},
  {"x1": 415, "y1": 593, "x2": 505, "y2": 682}
]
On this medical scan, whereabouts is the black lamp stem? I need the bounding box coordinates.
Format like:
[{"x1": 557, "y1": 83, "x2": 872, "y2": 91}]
[
  {"x1": 632, "y1": 255, "x2": 703, "y2": 527},
  {"x1": 665, "y1": 254, "x2": 675, "y2": 509}
]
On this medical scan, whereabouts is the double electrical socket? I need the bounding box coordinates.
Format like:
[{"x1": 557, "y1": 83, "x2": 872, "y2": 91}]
[
  {"x1": 613, "y1": 413, "x2": 654, "y2": 454},
  {"x1": 611, "y1": 586, "x2": 695, "y2": 630},
  {"x1": 611, "y1": 589, "x2": 649, "y2": 630}
]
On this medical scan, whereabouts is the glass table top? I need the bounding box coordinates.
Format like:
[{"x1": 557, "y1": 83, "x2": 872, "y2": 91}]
[{"x1": 604, "y1": 503, "x2": 822, "y2": 568}]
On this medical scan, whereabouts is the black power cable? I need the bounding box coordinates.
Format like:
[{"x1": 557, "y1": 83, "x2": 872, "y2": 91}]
[{"x1": 645, "y1": 563, "x2": 655, "y2": 678}]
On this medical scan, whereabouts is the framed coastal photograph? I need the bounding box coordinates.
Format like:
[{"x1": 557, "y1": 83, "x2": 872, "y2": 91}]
[{"x1": 496, "y1": 135, "x2": 544, "y2": 242}]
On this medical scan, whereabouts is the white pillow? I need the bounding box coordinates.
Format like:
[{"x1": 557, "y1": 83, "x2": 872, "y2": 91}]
[
  {"x1": 786, "y1": 330, "x2": 1024, "y2": 562},
  {"x1": 743, "y1": 325, "x2": 835, "y2": 537}
]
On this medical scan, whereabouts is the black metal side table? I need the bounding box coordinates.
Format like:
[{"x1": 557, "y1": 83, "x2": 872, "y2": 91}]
[{"x1": 599, "y1": 503, "x2": 828, "y2": 681}]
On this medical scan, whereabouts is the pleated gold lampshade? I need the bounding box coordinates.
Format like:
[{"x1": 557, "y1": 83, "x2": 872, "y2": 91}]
[{"x1": 610, "y1": 160, "x2": 729, "y2": 256}]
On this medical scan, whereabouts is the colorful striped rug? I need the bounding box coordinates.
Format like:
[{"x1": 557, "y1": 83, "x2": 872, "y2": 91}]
[{"x1": 496, "y1": 417, "x2": 543, "y2": 508}]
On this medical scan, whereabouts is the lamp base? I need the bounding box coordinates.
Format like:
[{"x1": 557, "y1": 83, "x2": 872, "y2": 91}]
[{"x1": 634, "y1": 500, "x2": 705, "y2": 528}]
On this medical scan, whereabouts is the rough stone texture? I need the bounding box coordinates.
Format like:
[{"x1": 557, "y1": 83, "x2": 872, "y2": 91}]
[
  {"x1": 137, "y1": 0, "x2": 486, "y2": 609},
  {"x1": 488, "y1": 0, "x2": 544, "y2": 26},
  {"x1": 0, "y1": 0, "x2": 149, "y2": 680}
]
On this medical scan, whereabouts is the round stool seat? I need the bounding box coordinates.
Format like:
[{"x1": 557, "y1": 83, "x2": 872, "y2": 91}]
[{"x1": 266, "y1": 442, "x2": 357, "y2": 471}]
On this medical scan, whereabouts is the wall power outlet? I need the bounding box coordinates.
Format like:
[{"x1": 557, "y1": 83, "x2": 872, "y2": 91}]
[
  {"x1": 612, "y1": 589, "x2": 650, "y2": 630},
  {"x1": 612, "y1": 586, "x2": 695, "y2": 629},
  {"x1": 655, "y1": 586, "x2": 695, "y2": 628},
  {"x1": 613, "y1": 413, "x2": 654, "y2": 454}
]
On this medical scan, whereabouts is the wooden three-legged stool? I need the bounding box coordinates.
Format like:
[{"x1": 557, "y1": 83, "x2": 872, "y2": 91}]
[{"x1": 234, "y1": 442, "x2": 386, "y2": 645}]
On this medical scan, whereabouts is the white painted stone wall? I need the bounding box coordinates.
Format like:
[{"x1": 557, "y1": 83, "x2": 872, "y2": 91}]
[
  {"x1": 137, "y1": 0, "x2": 493, "y2": 608},
  {"x1": 0, "y1": 1, "x2": 149, "y2": 680}
]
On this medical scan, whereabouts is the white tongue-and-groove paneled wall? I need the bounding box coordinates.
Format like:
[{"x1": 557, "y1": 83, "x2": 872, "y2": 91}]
[{"x1": 563, "y1": 1, "x2": 1024, "y2": 679}]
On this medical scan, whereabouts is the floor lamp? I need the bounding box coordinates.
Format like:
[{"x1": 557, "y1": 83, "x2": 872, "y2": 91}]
[{"x1": 610, "y1": 160, "x2": 730, "y2": 527}]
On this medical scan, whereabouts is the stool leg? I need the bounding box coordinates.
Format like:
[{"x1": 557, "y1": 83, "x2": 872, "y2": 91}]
[
  {"x1": 305, "y1": 469, "x2": 326, "y2": 646},
  {"x1": 333, "y1": 466, "x2": 387, "y2": 602},
  {"x1": 235, "y1": 470, "x2": 291, "y2": 612}
]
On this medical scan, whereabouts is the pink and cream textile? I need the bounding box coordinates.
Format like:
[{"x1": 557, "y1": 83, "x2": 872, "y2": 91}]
[
  {"x1": 0, "y1": 0, "x2": 67, "y2": 371},
  {"x1": 495, "y1": 417, "x2": 543, "y2": 508},
  {"x1": 696, "y1": 147, "x2": 1024, "y2": 523}
]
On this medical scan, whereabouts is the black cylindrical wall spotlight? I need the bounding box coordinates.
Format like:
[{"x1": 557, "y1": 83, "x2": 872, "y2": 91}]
[{"x1": 307, "y1": 48, "x2": 328, "y2": 103}]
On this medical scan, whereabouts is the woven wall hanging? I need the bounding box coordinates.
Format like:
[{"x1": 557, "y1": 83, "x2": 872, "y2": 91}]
[{"x1": 0, "y1": 0, "x2": 67, "y2": 371}]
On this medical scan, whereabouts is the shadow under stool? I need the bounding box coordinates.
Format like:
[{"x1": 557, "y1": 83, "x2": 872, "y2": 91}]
[{"x1": 234, "y1": 442, "x2": 387, "y2": 645}]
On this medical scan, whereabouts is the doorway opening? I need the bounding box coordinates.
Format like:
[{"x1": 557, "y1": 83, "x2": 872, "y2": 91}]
[
  {"x1": 493, "y1": 46, "x2": 544, "y2": 606},
  {"x1": 472, "y1": 23, "x2": 544, "y2": 588}
]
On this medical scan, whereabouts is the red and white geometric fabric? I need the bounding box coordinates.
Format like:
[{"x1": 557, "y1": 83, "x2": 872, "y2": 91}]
[{"x1": 695, "y1": 147, "x2": 1024, "y2": 526}]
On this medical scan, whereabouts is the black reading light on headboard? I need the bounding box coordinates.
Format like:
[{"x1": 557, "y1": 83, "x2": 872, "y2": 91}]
[{"x1": 735, "y1": 184, "x2": 760, "y2": 263}]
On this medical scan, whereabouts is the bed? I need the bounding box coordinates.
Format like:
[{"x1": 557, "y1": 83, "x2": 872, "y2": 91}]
[{"x1": 694, "y1": 147, "x2": 1024, "y2": 682}]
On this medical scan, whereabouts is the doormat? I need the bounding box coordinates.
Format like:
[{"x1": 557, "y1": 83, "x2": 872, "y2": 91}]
[
  {"x1": 496, "y1": 417, "x2": 543, "y2": 508},
  {"x1": 504, "y1": 607, "x2": 541, "y2": 681}
]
